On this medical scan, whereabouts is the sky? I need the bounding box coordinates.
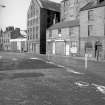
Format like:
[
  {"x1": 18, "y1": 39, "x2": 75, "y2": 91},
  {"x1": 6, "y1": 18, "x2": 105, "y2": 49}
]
[{"x1": 0, "y1": 0, "x2": 61, "y2": 31}]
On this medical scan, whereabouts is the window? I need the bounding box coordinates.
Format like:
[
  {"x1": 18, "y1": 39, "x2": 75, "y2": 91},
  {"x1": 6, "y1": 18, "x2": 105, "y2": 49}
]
[
  {"x1": 36, "y1": 9, "x2": 39, "y2": 16},
  {"x1": 88, "y1": 25, "x2": 93, "y2": 36},
  {"x1": 33, "y1": 27, "x2": 35, "y2": 39},
  {"x1": 36, "y1": 26, "x2": 39, "y2": 39},
  {"x1": 58, "y1": 28, "x2": 61, "y2": 34},
  {"x1": 31, "y1": 20, "x2": 33, "y2": 26},
  {"x1": 58, "y1": 29, "x2": 61, "y2": 37},
  {"x1": 69, "y1": 28, "x2": 74, "y2": 36},
  {"x1": 64, "y1": 1, "x2": 66, "y2": 7},
  {"x1": 88, "y1": 10, "x2": 94, "y2": 21},
  {"x1": 65, "y1": 1, "x2": 71, "y2": 6},
  {"x1": 28, "y1": 36, "x2": 30, "y2": 40},
  {"x1": 30, "y1": 35, "x2": 32, "y2": 40},
  {"x1": 33, "y1": 27, "x2": 35, "y2": 33},
  {"x1": 36, "y1": 17, "x2": 38, "y2": 24},
  {"x1": 30, "y1": 28, "x2": 32, "y2": 34},
  {"x1": 36, "y1": 33, "x2": 38, "y2": 39},
  {"x1": 49, "y1": 30, "x2": 52, "y2": 38},
  {"x1": 71, "y1": 41, "x2": 77, "y2": 47},
  {"x1": 36, "y1": 26, "x2": 38, "y2": 32},
  {"x1": 27, "y1": 29, "x2": 29, "y2": 34},
  {"x1": 28, "y1": 14, "x2": 30, "y2": 19}
]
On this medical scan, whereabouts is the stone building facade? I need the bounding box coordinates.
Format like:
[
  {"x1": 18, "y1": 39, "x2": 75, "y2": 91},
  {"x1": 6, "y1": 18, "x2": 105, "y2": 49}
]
[
  {"x1": 2, "y1": 26, "x2": 27, "y2": 52},
  {"x1": 27, "y1": 0, "x2": 60, "y2": 54},
  {"x1": 46, "y1": 20, "x2": 80, "y2": 56},
  {"x1": 80, "y1": 0, "x2": 105, "y2": 59},
  {"x1": 46, "y1": 0, "x2": 90, "y2": 56}
]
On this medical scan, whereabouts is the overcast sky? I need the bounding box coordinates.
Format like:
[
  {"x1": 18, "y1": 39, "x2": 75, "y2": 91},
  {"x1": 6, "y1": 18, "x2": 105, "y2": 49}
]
[{"x1": 0, "y1": 0, "x2": 61, "y2": 31}]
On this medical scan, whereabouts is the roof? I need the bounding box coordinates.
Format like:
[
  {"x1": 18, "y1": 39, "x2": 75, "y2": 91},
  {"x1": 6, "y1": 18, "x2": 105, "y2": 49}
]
[
  {"x1": 80, "y1": 1, "x2": 105, "y2": 11},
  {"x1": 10, "y1": 31, "x2": 26, "y2": 39},
  {"x1": 39, "y1": 0, "x2": 60, "y2": 12},
  {"x1": 48, "y1": 20, "x2": 79, "y2": 30},
  {"x1": 11, "y1": 34, "x2": 25, "y2": 39}
]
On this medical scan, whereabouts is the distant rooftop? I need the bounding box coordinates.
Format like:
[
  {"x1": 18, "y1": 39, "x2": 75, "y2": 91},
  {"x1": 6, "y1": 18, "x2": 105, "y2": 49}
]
[{"x1": 3, "y1": 26, "x2": 26, "y2": 39}]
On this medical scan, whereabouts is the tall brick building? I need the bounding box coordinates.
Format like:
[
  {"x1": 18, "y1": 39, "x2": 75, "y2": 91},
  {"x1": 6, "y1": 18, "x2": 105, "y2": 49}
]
[{"x1": 27, "y1": 0, "x2": 60, "y2": 54}]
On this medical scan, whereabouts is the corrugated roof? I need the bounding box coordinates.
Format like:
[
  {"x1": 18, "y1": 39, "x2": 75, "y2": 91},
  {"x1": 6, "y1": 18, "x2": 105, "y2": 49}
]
[
  {"x1": 48, "y1": 20, "x2": 79, "y2": 30},
  {"x1": 40, "y1": 0, "x2": 60, "y2": 12},
  {"x1": 80, "y1": 1, "x2": 105, "y2": 11}
]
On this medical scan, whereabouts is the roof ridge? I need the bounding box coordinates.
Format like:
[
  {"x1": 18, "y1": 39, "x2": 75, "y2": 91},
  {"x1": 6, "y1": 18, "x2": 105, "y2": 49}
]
[{"x1": 81, "y1": 0, "x2": 105, "y2": 11}]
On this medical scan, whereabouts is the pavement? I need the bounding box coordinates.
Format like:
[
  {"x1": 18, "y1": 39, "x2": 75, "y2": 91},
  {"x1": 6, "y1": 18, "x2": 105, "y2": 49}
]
[{"x1": 31, "y1": 53, "x2": 105, "y2": 81}]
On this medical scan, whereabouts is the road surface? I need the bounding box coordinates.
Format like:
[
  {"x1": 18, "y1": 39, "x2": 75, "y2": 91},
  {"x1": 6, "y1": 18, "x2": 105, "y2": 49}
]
[{"x1": 0, "y1": 52, "x2": 104, "y2": 105}]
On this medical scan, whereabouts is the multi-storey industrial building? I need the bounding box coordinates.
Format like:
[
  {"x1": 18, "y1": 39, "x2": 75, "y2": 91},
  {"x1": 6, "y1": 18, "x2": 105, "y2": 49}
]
[{"x1": 27, "y1": 0, "x2": 60, "y2": 54}]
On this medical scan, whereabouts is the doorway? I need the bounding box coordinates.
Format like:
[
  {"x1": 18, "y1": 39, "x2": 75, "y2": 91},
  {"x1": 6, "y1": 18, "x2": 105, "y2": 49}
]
[
  {"x1": 65, "y1": 43, "x2": 70, "y2": 56},
  {"x1": 95, "y1": 41, "x2": 102, "y2": 58}
]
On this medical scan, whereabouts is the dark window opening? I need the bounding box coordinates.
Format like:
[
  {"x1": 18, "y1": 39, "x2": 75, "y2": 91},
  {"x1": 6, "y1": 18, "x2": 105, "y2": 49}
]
[{"x1": 99, "y1": 0, "x2": 104, "y2": 3}]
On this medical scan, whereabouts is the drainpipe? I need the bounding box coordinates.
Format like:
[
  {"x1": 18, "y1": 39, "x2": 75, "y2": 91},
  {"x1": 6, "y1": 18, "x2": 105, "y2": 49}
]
[{"x1": 78, "y1": 27, "x2": 80, "y2": 55}]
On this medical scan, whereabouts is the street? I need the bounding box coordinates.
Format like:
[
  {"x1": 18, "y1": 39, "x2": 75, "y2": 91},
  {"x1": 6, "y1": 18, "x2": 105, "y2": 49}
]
[{"x1": 0, "y1": 53, "x2": 105, "y2": 105}]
